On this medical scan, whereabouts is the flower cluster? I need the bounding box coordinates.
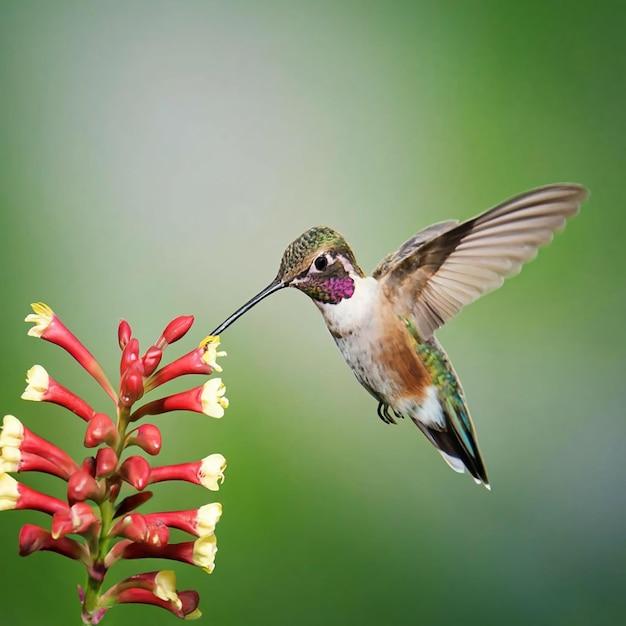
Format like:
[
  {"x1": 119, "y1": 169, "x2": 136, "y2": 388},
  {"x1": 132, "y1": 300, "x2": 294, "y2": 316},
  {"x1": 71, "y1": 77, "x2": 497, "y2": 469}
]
[{"x1": 0, "y1": 303, "x2": 229, "y2": 623}]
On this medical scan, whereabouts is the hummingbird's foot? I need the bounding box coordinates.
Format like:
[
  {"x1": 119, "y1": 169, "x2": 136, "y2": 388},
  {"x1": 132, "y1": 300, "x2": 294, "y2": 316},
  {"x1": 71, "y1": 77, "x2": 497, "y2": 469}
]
[{"x1": 377, "y1": 401, "x2": 398, "y2": 425}]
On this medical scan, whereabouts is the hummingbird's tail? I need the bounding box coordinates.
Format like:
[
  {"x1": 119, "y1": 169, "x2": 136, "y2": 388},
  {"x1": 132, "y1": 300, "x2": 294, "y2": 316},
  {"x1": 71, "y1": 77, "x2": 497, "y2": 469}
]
[
  {"x1": 420, "y1": 404, "x2": 490, "y2": 489},
  {"x1": 414, "y1": 337, "x2": 490, "y2": 489}
]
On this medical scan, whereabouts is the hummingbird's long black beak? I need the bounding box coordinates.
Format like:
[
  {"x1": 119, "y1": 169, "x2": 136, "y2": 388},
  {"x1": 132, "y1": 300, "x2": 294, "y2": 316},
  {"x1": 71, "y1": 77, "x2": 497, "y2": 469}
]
[{"x1": 210, "y1": 279, "x2": 286, "y2": 336}]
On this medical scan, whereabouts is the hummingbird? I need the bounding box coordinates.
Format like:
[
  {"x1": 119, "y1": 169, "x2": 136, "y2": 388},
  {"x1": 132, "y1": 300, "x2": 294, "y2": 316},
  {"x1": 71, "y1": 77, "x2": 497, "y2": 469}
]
[{"x1": 211, "y1": 183, "x2": 587, "y2": 489}]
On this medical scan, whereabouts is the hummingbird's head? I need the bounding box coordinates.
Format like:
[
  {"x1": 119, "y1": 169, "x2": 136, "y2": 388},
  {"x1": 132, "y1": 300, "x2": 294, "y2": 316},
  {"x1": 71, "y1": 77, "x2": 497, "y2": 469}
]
[
  {"x1": 210, "y1": 226, "x2": 365, "y2": 336},
  {"x1": 276, "y1": 226, "x2": 365, "y2": 304}
]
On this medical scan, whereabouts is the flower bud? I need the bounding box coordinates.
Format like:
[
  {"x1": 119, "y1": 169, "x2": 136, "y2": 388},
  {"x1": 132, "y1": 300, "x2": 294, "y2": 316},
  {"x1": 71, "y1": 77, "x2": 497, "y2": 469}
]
[
  {"x1": 118, "y1": 320, "x2": 132, "y2": 349},
  {"x1": 120, "y1": 337, "x2": 140, "y2": 375},
  {"x1": 119, "y1": 368, "x2": 144, "y2": 408},
  {"x1": 125, "y1": 424, "x2": 162, "y2": 455},
  {"x1": 141, "y1": 346, "x2": 162, "y2": 377},
  {"x1": 156, "y1": 316, "x2": 194, "y2": 349},
  {"x1": 120, "y1": 456, "x2": 151, "y2": 491},
  {"x1": 84, "y1": 413, "x2": 119, "y2": 448},
  {"x1": 95, "y1": 447, "x2": 118, "y2": 478},
  {"x1": 67, "y1": 469, "x2": 102, "y2": 505},
  {"x1": 52, "y1": 502, "x2": 100, "y2": 538}
]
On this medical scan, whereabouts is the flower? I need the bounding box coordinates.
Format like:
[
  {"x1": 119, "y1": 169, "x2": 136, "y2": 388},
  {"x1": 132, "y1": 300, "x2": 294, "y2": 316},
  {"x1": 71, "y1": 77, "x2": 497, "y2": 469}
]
[
  {"x1": 0, "y1": 414, "x2": 79, "y2": 478},
  {"x1": 19, "y1": 364, "x2": 48, "y2": 400},
  {"x1": 0, "y1": 472, "x2": 19, "y2": 511},
  {"x1": 129, "y1": 379, "x2": 229, "y2": 421},
  {"x1": 201, "y1": 378, "x2": 229, "y2": 418},
  {"x1": 21, "y1": 365, "x2": 95, "y2": 421},
  {"x1": 19, "y1": 523, "x2": 89, "y2": 563},
  {"x1": 0, "y1": 304, "x2": 230, "y2": 622},
  {"x1": 196, "y1": 503, "x2": 223, "y2": 536},
  {"x1": 113, "y1": 535, "x2": 219, "y2": 575},
  {"x1": 148, "y1": 453, "x2": 227, "y2": 492},
  {"x1": 142, "y1": 502, "x2": 222, "y2": 538},
  {"x1": 25, "y1": 303, "x2": 116, "y2": 401},
  {"x1": 0, "y1": 472, "x2": 67, "y2": 514},
  {"x1": 198, "y1": 454, "x2": 227, "y2": 491},
  {"x1": 24, "y1": 301, "x2": 54, "y2": 337},
  {"x1": 201, "y1": 336, "x2": 227, "y2": 372},
  {"x1": 192, "y1": 535, "x2": 218, "y2": 574}
]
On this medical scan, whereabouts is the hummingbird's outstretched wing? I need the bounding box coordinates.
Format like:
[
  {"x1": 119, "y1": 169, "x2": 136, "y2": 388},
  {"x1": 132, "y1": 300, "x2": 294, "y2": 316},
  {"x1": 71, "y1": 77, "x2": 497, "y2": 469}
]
[{"x1": 373, "y1": 183, "x2": 588, "y2": 340}]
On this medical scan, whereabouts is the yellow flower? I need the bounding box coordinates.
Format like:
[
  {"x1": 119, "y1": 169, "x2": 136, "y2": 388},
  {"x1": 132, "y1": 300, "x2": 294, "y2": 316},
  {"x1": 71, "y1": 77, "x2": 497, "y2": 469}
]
[
  {"x1": 196, "y1": 503, "x2": 222, "y2": 536},
  {"x1": 0, "y1": 415, "x2": 23, "y2": 472},
  {"x1": 0, "y1": 414, "x2": 24, "y2": 448},
  {"x1": 0, "y1": 473, "x2": 20, "y2": 511},
  {"x1": 198, "y1": 454, "x2": 226, "y2": 491},
  {"x1": 154, "y1": 570, "x2": 183, "y2": 609},
  {"x1": 24, "y1": 302, "x2": 54, "y2": 338},
  {"x1": 200, "y1": 378, "x2": 229, "y2": 418},
  {"x1": 20, "y1": 365, "x2": 49, "y2": 401},
  {"x1": 200, "y1": 336, "x2": 227, "y2": 373},
  {"x1": 192, "y1": 534, "x2": 217, "y2": 574}
]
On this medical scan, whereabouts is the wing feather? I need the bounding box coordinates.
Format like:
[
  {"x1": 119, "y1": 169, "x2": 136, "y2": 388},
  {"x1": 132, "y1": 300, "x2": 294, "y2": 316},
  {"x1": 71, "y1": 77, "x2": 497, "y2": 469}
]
[{"x1": 374, "y1": 184, "x2": 588, "y2": 339}]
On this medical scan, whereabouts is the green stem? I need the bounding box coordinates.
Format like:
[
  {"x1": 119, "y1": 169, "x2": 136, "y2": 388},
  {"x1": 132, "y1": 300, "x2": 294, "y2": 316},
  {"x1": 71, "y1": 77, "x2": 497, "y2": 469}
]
[{"x1": 82, "y1": 401, "x2": 131, "y2": 620}]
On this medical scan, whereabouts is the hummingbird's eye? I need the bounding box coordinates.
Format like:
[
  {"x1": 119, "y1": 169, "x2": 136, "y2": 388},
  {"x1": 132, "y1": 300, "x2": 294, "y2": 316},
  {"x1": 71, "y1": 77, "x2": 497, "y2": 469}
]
[{"x1": 314, "y1": 255, "x2": 328, "y2": 271}]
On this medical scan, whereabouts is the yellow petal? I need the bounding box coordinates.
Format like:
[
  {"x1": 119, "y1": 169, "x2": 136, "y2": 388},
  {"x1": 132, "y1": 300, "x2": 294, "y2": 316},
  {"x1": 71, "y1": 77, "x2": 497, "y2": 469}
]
[
  {"x1": 0, "y1": 473, "x2": 20, "y2": 511},
  {"x1": 200, "y1": 378, "x2": 228, "y2": 418},
  {"x1": 154, "y1": 570, "x2": 182, "y2": 610},
  {"x1": 198, "y1": 454, "x2": 226, "y2": 491},
  {"x1": 25, "y1": 302, "x2": 54, "y2": 337},
  {"x1": 196, "y1": 502, "x2": 222, "y2": 536},
  {"x1": 20, "y1": 365, "x2": 49, "y2": 401},
  {"x1": 192, "y1": 534, "x2": 217, "y2": 573}
]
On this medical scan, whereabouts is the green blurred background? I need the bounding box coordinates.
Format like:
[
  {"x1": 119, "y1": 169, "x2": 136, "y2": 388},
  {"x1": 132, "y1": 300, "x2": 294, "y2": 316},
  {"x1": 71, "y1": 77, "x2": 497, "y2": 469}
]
[{"x1": 1, "y1": 1, "x2": 624, "y2": 624}]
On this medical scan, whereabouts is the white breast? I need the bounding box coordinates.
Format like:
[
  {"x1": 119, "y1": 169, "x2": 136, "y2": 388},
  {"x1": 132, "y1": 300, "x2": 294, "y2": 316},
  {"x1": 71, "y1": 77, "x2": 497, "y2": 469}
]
[
  {"x1": 318, "y1": 275, "x2": 380, "y2": 333},
  {"x1": 317, "y1": 276, "x2": 390, "y2": 397}
]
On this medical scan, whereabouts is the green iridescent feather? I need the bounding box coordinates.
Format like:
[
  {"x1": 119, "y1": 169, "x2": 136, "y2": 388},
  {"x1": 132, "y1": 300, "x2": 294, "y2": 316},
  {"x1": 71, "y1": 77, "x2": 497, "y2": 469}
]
[{"x1": 404, "y1": 318, "x2": 487, "y2": 482}]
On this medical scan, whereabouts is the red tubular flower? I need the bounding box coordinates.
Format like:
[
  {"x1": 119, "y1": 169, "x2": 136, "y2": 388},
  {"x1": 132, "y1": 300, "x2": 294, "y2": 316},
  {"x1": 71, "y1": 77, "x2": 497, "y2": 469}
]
[
  {"x1": 145, "y1": 336, "x2": 226, "y2": 391},
  {"x1": 1, "y1": 415, "x2": 79, "y2": 478},
  {"x1": 143, "y1": 502, "x2": 222, "y2": 537},
  {"x1": 1, "y1": 450, "x2": 69, "y2": 478},
  {"x1": 111, "y1": 535, "x2": 218, "y2": 574},
  {"x1": 104, "y1": 570, "x2": 182, "y2": 608},
  {"x1": 21, "y1": 365, "x2": 95, "y2": 421},
  {"x1": 130, "y1": 378, "x2": 229, "y2": 421},
  {"x1": 115, "y1": 586, "x2": 201, "y2": 620},
  {"x1": 19, "y1": 523, "x2": 89, "y2": 563},
  {"x1": 25, "y1": 303, "x2": 116, "y2": 401},
  {"x1": 148, "y1": 454, "x2": 226, "y2": 491},
  {"x1": 0, "y1": 473, "x2": 67, "y2": 515}
]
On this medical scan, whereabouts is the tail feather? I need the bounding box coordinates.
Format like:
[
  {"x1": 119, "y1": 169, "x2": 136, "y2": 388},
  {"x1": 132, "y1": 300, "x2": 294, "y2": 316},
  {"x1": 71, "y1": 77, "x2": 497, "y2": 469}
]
[
  {"x1": 413, "y1": 336, "x2": 490, "y2": 489},
  {"x1": 423, "y1": 418, "x2": 490, "y2": 488}
]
